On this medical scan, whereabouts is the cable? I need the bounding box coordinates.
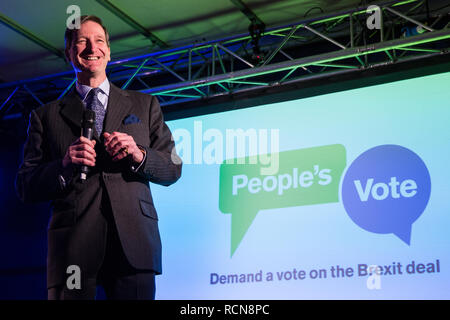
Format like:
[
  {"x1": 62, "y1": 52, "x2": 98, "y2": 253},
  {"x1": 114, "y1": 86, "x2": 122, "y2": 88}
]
[
  {"x1": 416, "y1": 2, "x2": 450, "y2": 15},
  {"x1": 303, "y1": 7, "x2": 324, "y2": 17}
]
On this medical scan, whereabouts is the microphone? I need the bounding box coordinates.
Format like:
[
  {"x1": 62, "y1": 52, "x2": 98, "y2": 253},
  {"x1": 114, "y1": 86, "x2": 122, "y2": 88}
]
[{"x1": 80, "y1": 109, "x2": 96, "y2": 181}]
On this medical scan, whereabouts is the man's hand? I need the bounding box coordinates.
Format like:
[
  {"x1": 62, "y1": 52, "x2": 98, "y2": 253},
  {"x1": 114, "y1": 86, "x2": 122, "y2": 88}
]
[
  {"x1": 62, "y1": 136, "x2": 97, "y2": 168},
  {"x1": 103, "y1": 132, "x2": 144, "y2": 164}
]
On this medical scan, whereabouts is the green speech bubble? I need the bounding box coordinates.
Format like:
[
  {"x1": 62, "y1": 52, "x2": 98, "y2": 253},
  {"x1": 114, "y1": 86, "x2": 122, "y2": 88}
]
[{"x1": 219, "y1": 144, "x2": 346, "y2": 257}]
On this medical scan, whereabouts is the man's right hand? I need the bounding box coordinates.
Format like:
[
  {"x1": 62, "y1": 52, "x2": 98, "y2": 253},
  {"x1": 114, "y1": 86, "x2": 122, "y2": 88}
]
[{"x1": 62, "y1": 136, "x2": 97, "y2": 168}]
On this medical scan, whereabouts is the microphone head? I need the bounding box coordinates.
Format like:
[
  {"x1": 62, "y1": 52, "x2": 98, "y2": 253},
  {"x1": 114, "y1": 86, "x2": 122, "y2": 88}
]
[{"x1": 82, "y1": 109, "x2": 96, "y2": 129}]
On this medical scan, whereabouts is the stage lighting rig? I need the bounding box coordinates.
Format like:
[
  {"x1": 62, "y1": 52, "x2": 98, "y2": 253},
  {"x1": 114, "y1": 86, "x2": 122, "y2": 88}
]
[{"x1": 248, "y1": 19, "x2": 265, "y2": 64}]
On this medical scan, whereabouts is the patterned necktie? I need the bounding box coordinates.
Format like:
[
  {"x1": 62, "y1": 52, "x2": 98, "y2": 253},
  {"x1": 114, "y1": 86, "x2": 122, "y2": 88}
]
[{"x1": 85, "y1": 87, "x2": 106, "y2": 136}]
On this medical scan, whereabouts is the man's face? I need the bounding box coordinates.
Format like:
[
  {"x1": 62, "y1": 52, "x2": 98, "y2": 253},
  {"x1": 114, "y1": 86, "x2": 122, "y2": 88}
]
[{"x1": 66, "y1": 20, "x2": 111, "y2": 76}]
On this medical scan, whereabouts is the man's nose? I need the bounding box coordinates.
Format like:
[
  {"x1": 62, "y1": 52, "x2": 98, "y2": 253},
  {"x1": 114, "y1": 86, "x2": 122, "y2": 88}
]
[{"x1": 85, "y1": 39, "x2": 98, "y2": 52}]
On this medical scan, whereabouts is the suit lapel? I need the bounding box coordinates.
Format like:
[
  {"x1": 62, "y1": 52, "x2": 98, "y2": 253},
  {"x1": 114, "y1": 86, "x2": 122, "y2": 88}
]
[
  {"x1": 103, "y1": 83, "x2": 132, "y2": 135},
  {"x1": 59, "y1": 82, "x2": 132, "y2": 142},
  {"x1": 60, "y1": 87, "x2": 105, "y2": 142},
  {"x1": 59, "y1": 88, "x2": 87, "y2": 136}
]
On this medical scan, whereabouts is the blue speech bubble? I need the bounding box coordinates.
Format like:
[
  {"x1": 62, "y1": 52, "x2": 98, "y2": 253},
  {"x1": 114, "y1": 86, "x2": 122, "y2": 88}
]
[{"x1": 341, "y1": 145, "x2": 431, "y2": 245}]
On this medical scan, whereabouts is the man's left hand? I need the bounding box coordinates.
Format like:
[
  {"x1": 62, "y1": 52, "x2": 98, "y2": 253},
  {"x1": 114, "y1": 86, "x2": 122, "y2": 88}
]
[{"x1": 103, "y1": 132, "x2": 144, "y2": 164}]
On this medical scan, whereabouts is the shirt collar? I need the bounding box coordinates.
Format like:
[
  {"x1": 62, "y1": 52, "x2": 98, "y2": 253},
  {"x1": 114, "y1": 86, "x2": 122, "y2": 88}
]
[{"x1": 75, "y1": 77, "x2": 110, "y2": 101}]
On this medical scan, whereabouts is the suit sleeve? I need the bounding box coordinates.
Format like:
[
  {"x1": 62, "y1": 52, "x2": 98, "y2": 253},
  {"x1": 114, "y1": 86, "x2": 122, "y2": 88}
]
[
  {"x1": 134, "y1": 95, "x2": 182, "y2": 186},
  {"x1": 15, "y1": 110, "x2": 71, "y2": 203}
]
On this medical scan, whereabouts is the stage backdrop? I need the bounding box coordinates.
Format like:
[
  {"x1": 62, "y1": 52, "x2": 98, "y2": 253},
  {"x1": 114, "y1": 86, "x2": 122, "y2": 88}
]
[{"x1": 152, "y1": 70, "x2": 450, "y2": 299}]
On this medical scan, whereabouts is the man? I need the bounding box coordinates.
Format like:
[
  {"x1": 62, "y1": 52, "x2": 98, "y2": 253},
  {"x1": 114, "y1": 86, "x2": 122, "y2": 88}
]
[{"x1": 15, "y1": 15, "x2": 182, "y2": 300}]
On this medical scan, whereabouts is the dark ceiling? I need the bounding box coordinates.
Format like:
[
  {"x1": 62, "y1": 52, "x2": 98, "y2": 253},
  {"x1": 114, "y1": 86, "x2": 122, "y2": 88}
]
[{"x1": 0, "y1": 0, "x2": 367, "y2": 83}]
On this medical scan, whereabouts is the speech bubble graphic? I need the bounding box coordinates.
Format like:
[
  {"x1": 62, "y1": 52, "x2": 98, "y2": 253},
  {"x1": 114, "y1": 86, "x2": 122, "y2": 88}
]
[
  {"x1": 219, "y1": 144, "x2": 346, "y2": 257},
  {"x1": 341, "y1": 145, "x2": 431, "y2": 245}
]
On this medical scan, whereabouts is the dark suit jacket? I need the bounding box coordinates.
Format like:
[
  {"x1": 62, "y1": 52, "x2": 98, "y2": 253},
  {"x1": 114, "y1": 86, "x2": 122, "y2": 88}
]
[{"x1": 15, "y1": 83, "x2": 182, "y2": 288}]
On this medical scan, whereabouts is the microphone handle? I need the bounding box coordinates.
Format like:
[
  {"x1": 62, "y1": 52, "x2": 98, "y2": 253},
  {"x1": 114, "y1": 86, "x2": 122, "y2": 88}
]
[{"x1": 80, "y1": 127, "x2": 94, "y2": 181}]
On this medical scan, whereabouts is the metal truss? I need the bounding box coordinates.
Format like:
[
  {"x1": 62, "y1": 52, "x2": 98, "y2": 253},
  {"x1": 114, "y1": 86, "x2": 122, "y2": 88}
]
[{"x1": 1, "y1": 0, "x2": 450, "y2": 122}]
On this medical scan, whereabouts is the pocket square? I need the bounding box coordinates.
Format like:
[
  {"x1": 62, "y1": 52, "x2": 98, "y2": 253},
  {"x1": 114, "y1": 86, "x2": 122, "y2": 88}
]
[{"x1": 123, "y1": 114, "x2": 141, "y2": 125}]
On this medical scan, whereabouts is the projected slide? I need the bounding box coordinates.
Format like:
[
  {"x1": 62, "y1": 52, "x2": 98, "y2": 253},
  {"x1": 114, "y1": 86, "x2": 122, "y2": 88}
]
[{"x1": 152, "y1": 71, "x2": 450, "y2": 299}]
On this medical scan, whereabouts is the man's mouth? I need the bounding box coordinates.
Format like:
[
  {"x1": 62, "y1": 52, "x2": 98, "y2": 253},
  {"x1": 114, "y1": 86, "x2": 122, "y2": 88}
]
[{"x1": 82, "y1": 56, "x2": 101, "y2": 61}]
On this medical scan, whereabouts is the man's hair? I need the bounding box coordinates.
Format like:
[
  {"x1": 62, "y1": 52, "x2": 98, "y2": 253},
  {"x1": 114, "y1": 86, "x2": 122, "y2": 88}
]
[{"x1": 64, "y1": 15, "x2": 110, "y2": 51}]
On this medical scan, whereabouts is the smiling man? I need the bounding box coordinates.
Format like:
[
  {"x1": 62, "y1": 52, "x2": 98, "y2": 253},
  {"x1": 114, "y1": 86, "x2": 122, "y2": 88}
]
[{"x1": 15, "y1": 15, "x2": 182, "y2": 300}]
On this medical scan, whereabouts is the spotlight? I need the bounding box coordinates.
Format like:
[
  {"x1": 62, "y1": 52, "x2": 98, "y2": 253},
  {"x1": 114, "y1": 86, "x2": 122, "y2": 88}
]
[
  {"x1": 401, "y1": 25, "x2": 426, "y2": 37},
  {"x1": 248, "y1": 20, "x2": 265, "y2": 63}
]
